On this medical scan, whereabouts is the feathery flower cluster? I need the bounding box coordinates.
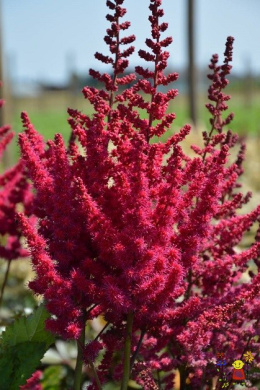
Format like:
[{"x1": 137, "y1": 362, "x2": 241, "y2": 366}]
[
  {"x1": 20, "y1": 370, "x2": 42, "y2": 390},
  {"x1": 0, "y1": 92, "x2": 33, "y2": 261},
  {"x1": 17, "y1": 0, "x2": 260, "y2": 388},
  {"x1": 19, "y1": 0, "x2": 186, "y2": 340}
]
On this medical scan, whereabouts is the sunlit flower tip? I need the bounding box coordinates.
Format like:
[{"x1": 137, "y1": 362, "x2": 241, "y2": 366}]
[
  {"x1": 243, "y1": 351, "x2": 254, "y2": 363},
  {"x1": 65, "y1": 323, "x2": 82, "y2": 339}
]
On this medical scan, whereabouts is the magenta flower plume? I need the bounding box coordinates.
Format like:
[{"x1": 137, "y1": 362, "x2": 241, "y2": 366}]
[
  {"x1": 17, "y1": 1, "x2": 260, "y2": 389},
  {"x1": 132, "y1": 36, "x2": 260, "y2": 389},
  {"x1": 0, "y1": 91, "x2": 33, "y2": 261},
  {"x1": 19, "y1": 370, "x2": 42, "y2": 390},
  {"x1": 17, "y1": 0, "x2": 225, "y2": 341}
]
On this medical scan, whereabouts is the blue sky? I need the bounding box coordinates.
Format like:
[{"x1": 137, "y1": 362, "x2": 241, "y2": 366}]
[{"x1": 3, "y1": 0, "x2": 260, "y2": 84}]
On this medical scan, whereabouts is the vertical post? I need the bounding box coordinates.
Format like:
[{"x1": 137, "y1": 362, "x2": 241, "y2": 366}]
[
  {"x1": 187, "y1": 0, "x2": 197, "y2": 127},
  {"x1": 67, "y1": 51, "x2": 77, "y2": 109},
  {"x1": 244, "y1": 57, "x2": 253, "y2": 109}
]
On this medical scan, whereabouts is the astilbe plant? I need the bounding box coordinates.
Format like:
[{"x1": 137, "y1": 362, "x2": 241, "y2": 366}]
[
  {"x1": 16, "y1": 0, "x2": 260, "y2": 389},
  {"x1": 0, "y1": 90, "x2": 33, "y2": 307}
]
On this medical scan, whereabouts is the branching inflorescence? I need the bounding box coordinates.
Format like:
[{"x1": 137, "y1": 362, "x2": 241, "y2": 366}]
[
  {"x1": 0, "y1": 89, "x2": 34, "y2": 308},
  {"x1": 16, "y1": 0, "x2": 260, "y2": 389}
]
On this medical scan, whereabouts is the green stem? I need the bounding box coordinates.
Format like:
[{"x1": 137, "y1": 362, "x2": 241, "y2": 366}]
[
  {"x1": 0, "y1": 260, "x2": 11, "y2": 309},
  {"x1": 88, "y1": 360, "x2": 102, "y2": 390},
  {"x1": 179, "y1": 365, "x2": 187, "y2": 390},
  {"x1": 94, "y1": 322, "x2": 109, "y2": 342},
  {"x1": 130, "y1": 328, "x2": 145, "y2": 372},
  {"x1": 74, "y1": 324, "x2": 86, "y2": 390},
  {"x1": 121, "y1": 312, "x2": 134, "y2": 390},
  {"x1": 157, "y1": 370, "x2": 162, "y2": 390}
]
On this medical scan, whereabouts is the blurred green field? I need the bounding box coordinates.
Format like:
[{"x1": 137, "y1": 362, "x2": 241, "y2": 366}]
[{"x1": 4, "y1": 89, "x2": 260, "y2": 163}]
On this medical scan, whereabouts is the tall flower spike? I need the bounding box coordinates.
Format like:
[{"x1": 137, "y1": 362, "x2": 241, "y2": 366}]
[
  {"x1": 85, "y1": 0, "x2": 136, "y2": 118},
  {"x1": 115, "y1": 0, "x2": 178, "y2": 142},
  {"x1": 205, "y1": 36, "x2": 235, "y2": 141}
]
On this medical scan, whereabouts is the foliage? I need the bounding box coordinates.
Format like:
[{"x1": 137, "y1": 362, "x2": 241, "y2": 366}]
[
  {"x1": 1, "y1": 303, "x2": 55, "y2": 347},
  {"x1": 41, "y1": 365, "x2": 65, "y2": 390},
  {"x1": 0, "y1": 342, "x2": 45, "y2": 389},
  {"x1": 0, "y1": 305, "x2": 55, "y2": 389}
]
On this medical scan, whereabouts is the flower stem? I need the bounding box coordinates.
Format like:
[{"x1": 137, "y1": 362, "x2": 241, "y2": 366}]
[
  {"x1": 0, "y1": 260, "x2": 11, "y2": 309},
  {"x1": 74, "y1": 324, "x2": 86, "y2": 390},
  {"x1": 130, "y1": 328, "x2": 145, "y2": 372},
  {"x1": 88, "y1": 359, "x2": 102, "y2": 390},
  {"x1": 121, "y1": 312, "x2": 134, "y2": 390},
  {"x1": 94, "y1": 322, "x2": 109, "y2": 342},
  {"x1": 179, "y1": 365, "x2": 187, "y2": 390}
]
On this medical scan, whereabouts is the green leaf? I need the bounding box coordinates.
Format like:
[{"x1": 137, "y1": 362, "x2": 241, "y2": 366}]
[
  {"x1": 0, "y1": 342, "x2": 45, "y2": 389},
  {"x1": 0, "y1": 304, "x2": 56, "y2": 389},
  {"x1": 0, "y1": 348, "x2": 13, "y2": 388},
  {"x1": 2, "y1": 304, "x2": 55, "y2": 349}
]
